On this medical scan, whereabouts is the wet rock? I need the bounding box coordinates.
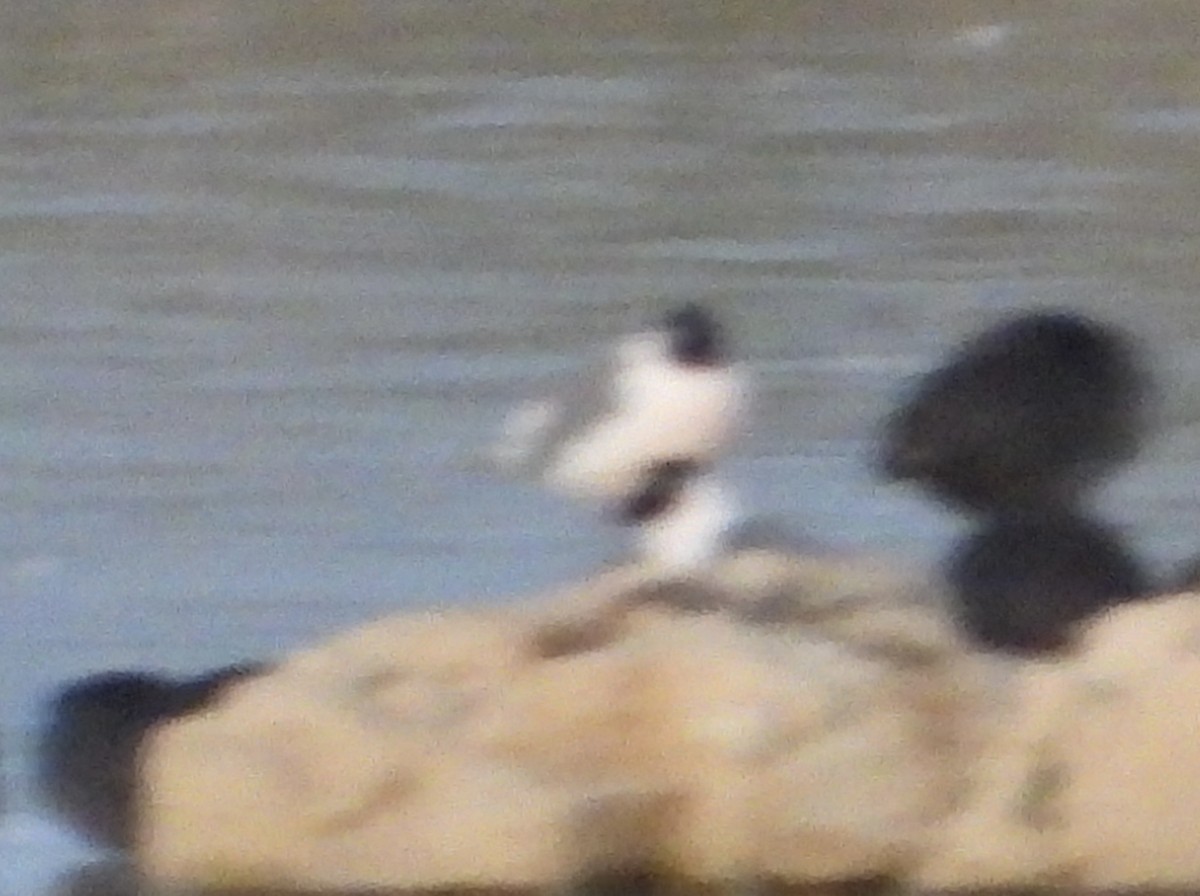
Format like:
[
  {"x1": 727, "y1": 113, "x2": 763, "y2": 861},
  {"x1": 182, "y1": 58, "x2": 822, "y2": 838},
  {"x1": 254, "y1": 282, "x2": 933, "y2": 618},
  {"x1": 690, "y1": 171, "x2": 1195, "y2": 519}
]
[
  {"x1": 879, "y1": 310, "x2": 1151, "y2": 515},
  {"x1": 38, "y1": 662, "x2": 265, "y2": 850},
  {"x1": 946, "y1": 511, "x2": 1151, "y2": 654}
]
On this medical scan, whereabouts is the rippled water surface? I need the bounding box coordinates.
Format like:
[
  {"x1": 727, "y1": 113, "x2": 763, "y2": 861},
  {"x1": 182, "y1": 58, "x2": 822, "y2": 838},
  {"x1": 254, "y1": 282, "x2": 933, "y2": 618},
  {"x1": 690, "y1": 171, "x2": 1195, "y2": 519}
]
[{"x1": 6, "y1": 1, "x2": 1200, "y2": 891}]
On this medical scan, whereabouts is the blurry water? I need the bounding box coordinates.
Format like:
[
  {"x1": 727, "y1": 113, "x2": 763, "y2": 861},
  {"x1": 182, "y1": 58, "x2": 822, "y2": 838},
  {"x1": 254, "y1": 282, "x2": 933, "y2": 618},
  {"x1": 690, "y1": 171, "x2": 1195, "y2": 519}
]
[{"x1": 5, "y1": 0, "x2": 1200, "y2": 890}]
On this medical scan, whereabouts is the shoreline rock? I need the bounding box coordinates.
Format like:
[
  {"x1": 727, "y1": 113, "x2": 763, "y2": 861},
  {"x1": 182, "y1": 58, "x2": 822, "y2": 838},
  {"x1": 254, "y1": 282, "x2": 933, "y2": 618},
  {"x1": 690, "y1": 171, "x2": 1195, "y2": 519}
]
[
  {"x1": 132, "y1": 550, "x2": 1200, "y2": 893},
  {"x1": 38, "y1": 663, "x2": 266, "y2": 851}
]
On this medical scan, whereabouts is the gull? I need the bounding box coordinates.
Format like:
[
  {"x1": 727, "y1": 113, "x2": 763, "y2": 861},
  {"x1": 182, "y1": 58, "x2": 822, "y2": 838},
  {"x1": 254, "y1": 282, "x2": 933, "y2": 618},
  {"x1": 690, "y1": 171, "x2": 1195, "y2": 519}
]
[
  {"x1": 491, "y1": 303, "x2": 750, "y2": 503},
  {"x1": 615, "y1": 459, "x2": 742, "y2": 575}
]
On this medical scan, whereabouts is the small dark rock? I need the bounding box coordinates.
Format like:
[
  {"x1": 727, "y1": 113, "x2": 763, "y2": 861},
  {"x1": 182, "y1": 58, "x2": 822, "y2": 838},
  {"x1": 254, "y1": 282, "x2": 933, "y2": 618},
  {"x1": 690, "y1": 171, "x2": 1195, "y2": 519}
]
[
  {"x1": 946, "y1": 511, "x2": 1151, "y2": 655},
  {"x1": 38, "y1": 661, "x2": 266, "y2": 851}
]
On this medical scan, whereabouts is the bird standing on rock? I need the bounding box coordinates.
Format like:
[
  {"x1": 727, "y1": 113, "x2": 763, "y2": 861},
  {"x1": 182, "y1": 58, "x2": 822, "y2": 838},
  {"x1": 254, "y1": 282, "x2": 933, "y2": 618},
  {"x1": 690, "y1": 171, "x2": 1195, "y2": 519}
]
[
  {"x1": 490, "y1": 303, "x2": 750, "y2": 505},
  {"x1": 614, "y1": 458, "x2": 742, "y2": 575}
]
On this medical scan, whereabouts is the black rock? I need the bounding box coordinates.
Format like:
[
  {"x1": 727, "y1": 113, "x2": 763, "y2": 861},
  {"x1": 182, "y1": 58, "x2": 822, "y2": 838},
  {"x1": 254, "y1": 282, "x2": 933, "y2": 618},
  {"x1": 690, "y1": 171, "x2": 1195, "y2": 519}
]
[
  {"x1": 37, "y1": 662, "x2": 265, "y2": 851},
  {"x1": 946, "y1": 511, "x2": 1150, "y2": 655},
  {"x1": 880, "y1": 310, "x2": 1151, "y2": 514}
]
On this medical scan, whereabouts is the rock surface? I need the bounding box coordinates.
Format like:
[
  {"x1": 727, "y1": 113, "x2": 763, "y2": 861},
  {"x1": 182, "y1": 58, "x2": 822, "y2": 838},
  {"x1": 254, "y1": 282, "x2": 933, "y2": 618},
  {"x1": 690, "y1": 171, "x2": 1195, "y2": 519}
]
[
  {"x1": 136, "y1": 550, "x2": 1200, "y2": 893},
  {"x1": 39, "y1": 664, "x2": 266, "y2": 851}
]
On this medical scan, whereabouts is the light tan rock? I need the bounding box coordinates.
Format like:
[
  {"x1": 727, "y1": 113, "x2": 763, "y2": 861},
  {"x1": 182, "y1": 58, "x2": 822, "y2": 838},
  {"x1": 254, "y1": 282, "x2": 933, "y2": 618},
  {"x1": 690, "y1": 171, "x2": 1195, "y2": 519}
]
[
  {"x1": 137, "y1": 549, "x2": 1200, "y2": 894},
  {"x1": 138, "y1": 549, "x2": 976, "y2": 892},
  {"x1": 916, "y1": 593, "x2": 1200, "y2": 892},
  {"x1": 913, "y1": 656, "x2": 1074, "y2": 889},
  {"x1": 1061, "y1": 594, "x2": 1200, "y2": 888}
]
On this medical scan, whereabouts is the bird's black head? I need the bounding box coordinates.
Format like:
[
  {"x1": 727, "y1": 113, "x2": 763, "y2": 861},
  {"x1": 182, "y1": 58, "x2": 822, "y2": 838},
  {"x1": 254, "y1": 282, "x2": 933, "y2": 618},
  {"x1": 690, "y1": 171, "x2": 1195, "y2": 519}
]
[{"x1": 662, "y1": 303, "x2": 723, "y2": 366}]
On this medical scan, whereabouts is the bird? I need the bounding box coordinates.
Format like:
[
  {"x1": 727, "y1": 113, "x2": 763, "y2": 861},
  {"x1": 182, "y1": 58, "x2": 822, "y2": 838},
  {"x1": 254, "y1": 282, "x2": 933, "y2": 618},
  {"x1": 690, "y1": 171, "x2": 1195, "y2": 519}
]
[
  {"x1": 878, "y1": 310, "x2": 1151, "y2": 515},
  {"x1": 613, "y1": 458, "x2": 743, "y2": 575},
  {"x1": 37, "y1": 662, "x2": 265, "y2": 851},
  {"x1": 490, "y1": 303, "x2": 749, "y2": 504},
  {"x1": 945, "y1": 510, "x2": 1150, "y2": 655}
]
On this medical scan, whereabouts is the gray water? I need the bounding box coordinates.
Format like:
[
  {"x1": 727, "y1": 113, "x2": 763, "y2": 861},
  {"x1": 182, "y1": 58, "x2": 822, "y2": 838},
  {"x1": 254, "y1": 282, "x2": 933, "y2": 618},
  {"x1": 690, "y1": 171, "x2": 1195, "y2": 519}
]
[{"x1": 5, "y1": 1, "x2": 1200, "y2": 891}]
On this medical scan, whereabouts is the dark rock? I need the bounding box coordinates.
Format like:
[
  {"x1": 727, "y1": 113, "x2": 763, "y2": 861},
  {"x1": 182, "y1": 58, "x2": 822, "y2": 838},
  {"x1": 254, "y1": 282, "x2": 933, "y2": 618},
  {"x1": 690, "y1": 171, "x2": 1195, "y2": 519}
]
[
  {"x1": 946, "y1": 511, "x2": 1150, "y2": 655},
  {"x1": 879, "y1": 310, "x2": 1151, "y2": 514},
  {"x1": 37, "y1": 662, "x2": 265, "y2": 851}
]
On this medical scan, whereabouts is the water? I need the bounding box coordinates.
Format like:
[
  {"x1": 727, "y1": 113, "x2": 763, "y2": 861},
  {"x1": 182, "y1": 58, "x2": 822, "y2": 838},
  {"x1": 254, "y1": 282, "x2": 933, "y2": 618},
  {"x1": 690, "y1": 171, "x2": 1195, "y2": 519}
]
[{"x1": 4, "y1": 1, "x2": 1200, "y2": 891}]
